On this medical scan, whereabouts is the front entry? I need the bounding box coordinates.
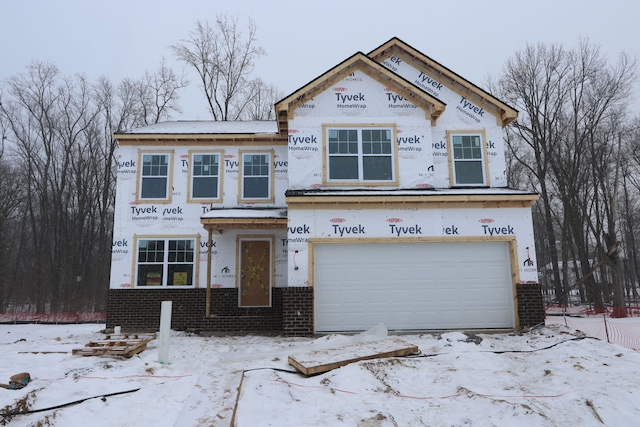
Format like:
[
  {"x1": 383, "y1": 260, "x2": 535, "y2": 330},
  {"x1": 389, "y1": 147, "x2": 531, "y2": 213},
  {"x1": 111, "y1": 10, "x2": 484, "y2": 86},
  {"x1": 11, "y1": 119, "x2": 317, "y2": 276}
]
[{"x1": 238, "y1": 237, "x2": 272, "y2": 307}]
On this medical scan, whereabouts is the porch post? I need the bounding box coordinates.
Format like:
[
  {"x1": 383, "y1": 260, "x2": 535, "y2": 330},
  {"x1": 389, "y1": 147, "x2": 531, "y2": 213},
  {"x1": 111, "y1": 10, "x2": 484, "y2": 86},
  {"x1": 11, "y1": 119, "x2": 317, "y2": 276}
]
[{"x1": 205, "y1": 227, "x2": 212, "y2": 317}]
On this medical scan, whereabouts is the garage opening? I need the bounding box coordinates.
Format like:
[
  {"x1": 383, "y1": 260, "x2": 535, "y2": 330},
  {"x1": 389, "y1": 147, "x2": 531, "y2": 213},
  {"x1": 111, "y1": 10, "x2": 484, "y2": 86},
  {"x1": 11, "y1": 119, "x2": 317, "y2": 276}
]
[{"x1": 313, "y1": 241, "x2": 515, "y2": 332}]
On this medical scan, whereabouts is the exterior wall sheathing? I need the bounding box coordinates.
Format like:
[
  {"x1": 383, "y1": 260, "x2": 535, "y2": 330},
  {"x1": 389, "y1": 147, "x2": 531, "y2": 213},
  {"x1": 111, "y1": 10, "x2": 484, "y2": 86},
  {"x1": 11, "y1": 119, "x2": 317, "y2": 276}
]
[{"x1": 108, "y1": 39, "x2": 545, "y2": 336}]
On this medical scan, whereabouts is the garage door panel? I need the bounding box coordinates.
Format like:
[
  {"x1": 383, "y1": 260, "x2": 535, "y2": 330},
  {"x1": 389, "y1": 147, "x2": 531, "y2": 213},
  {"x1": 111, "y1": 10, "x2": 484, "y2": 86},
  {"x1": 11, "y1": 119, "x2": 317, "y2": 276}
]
[
  {"x1": 314, "y1": 242, "x2": 514, "y2": 332},
  {"x1": 343, "y1": 290, "x2": 365, "y2": 303},
  {"x1": 320, "y1": 289, "x2": 342, "y2": 303}
]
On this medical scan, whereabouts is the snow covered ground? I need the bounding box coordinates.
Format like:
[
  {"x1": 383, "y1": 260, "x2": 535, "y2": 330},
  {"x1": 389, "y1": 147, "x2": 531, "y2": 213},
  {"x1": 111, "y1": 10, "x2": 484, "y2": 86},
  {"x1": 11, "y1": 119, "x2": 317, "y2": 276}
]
[{"x1": 1, "y1": 319, "x2": 639, "y2": 426}]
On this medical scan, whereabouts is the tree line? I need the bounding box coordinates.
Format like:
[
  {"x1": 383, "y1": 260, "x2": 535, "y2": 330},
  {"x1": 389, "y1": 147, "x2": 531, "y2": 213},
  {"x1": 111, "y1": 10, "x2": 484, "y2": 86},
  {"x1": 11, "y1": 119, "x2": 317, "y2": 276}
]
[
  {"x1": 0, "y1": 15, "x2": 279, "y2": 313},
  {"x1": 493, "y1": 39, "x2": 639, "y2": 315},
  {"x1": 0, "y1": 59, "x2": 187, "y2": 312},
  {"x1": 0, "y1": 17, "x2": 638, "y2": 315}
]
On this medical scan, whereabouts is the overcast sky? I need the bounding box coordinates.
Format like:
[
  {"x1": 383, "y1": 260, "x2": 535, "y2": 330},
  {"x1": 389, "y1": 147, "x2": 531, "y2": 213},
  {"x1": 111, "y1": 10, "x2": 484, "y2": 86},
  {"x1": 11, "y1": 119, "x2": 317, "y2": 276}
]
[{"x1": 2, "y1": 0, "x2": 639, "y2": 120}]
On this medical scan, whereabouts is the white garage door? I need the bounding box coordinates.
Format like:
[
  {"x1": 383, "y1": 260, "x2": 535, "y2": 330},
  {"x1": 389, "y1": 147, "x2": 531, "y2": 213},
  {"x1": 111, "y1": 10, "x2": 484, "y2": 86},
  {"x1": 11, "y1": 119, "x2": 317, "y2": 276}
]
[{"x1": 314, "y1": 241, "x2": 515, "y2": 332}]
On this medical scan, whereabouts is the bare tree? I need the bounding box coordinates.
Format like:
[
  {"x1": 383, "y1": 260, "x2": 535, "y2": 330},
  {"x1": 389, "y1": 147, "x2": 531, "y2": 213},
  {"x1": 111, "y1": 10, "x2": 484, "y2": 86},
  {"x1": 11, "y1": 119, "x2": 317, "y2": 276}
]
[
  {"x1": 497, "y1": 43, "x2": 572, "y2": 305},
  {"x1": 0, "y1": 63, "x2": 104, "y2": 310},
  {"x1": 0, "y1": 57, "x2": 187, "y2": 313},
  {"x1": 621, "y1": 118, "x2": 640, "y2": 303},
  {"x1": 0, "y1": 115, "x2": 26, "y2": 311},
  {"x1": 495, "y1": 40, "x2": 637, "y2": 313},
  {"x1": 243, "y1": 78, "x2": 284, "y2": 121},
  {"x1": 171, "y1": 15, "x2": 268, "y2": 120},
  {"x1": 133, "y1": 58, "x2": 189, "y2": 125}
]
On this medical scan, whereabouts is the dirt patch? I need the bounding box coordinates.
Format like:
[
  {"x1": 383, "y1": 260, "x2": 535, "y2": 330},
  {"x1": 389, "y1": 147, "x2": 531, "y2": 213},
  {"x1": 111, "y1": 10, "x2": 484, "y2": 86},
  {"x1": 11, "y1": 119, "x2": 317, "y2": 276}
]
[{"x1": 0, "y1": 388, "x2": 40, "y2": 425}]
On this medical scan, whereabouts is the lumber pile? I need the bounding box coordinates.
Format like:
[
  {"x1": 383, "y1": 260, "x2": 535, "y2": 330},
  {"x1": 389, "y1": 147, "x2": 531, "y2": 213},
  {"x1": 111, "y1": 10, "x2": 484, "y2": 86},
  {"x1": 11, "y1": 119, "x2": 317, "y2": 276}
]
[{"x1": 72, "y1": 333, "x2": 156, "y2": 358}]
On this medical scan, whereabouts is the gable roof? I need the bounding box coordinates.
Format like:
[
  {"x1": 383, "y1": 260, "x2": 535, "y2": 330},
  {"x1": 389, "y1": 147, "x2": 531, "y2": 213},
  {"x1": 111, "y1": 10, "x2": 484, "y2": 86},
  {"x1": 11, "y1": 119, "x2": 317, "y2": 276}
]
[
  {"x1": 275, "y1": 52, "x2": 446, "y2": 134},
  {"x1": 368, "y1": 37, "x2": 518, "y2": 126}
]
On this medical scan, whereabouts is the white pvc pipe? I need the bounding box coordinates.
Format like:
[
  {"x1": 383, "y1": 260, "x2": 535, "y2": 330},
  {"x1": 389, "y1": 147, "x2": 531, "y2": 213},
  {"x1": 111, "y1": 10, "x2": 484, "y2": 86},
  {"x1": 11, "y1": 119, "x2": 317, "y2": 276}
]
[{"x1": 158, "y1": 301, "x2": 172, "y2": 364}]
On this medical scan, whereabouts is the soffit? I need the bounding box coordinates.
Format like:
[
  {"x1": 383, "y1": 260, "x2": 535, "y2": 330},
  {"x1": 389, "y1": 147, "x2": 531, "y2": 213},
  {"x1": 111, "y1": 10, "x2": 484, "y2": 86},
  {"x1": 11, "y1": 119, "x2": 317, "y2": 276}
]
[{"x1": 200, "y1": 209, "x2": 288, "y2": 233}]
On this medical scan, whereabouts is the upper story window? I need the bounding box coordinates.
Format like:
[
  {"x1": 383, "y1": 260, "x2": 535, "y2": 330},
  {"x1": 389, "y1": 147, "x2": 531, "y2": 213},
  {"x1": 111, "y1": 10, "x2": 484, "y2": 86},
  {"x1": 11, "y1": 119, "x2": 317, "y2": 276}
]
[
  {"x1": 135, "y1": 237, "x2": 196, "y2": 287},
  {"x1": 324, "y1": 125, "x2": 398, "y2": 185},
  {"x1": 239, "y1": 150, "x2": 273, "y2": 202},
  {"x1": 189, "y1": 151, "x2": 222, "y2": 202},
  {"x1": 447, "y1": 130, "x2": 489, "y2": 187},
  {"x1": 138, "y1": 151, "x2": 172, "y2": 202}
]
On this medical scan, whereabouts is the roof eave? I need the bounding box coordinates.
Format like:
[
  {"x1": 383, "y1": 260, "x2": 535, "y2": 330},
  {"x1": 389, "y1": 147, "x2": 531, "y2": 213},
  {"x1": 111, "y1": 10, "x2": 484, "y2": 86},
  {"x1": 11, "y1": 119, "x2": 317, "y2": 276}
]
[{"x1": 114, "y1": 132, "x2": 286, "y2": 145}]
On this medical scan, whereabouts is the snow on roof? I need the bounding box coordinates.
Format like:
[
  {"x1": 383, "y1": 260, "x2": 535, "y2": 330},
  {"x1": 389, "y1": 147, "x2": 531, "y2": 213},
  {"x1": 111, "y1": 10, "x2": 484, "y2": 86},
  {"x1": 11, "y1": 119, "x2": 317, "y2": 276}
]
[
  {"x1": 121, "y1": 120, "x2": 278, "y2": 135},
  {"x1": 286, "y1": 187, "x2": 538, "y2": 197},
  {"x1": 201, "y1": 208, "x2": 288, "y2": 219}
]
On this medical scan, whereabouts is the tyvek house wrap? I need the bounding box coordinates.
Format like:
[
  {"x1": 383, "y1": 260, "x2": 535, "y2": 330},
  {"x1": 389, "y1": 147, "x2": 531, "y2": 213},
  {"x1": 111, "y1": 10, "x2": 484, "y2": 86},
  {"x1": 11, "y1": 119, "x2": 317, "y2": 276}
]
[
  {"x1": 285, "y1": 201, "x2": 538, "y2": 288},
  {"x1": 109, "y1": 142, "x2": 289, "y2": 289},
  {"x1": 286, "y1": 69, "x2": 507, "y2": 190},
  {"x1": 378, "y1": 53, "x2": 509, "y2": 188}
]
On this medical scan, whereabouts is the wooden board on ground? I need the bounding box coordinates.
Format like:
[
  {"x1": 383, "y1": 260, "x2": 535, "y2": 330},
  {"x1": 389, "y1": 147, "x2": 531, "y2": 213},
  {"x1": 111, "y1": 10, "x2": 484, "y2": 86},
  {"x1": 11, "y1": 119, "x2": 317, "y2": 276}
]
[
  {"x1": 72, "y1": 334, "x2": 156, "y2": 358},
  {"x1": 288, "y1": 337, "x2": 420, "y2": 376}
]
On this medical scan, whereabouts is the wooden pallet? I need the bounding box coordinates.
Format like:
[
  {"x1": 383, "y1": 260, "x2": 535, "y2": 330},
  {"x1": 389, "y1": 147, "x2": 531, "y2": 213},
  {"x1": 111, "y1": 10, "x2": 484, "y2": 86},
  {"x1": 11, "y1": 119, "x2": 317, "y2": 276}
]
[{"x1": 72, "y1": 334, "x2": 156, "y2": 358}]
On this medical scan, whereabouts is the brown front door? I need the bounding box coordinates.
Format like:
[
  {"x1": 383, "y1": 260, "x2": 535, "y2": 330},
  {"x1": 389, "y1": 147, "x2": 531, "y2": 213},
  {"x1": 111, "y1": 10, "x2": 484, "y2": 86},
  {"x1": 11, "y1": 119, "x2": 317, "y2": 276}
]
[{"x1": 239, "y1": 238, "x2": 272, "y2": 307}]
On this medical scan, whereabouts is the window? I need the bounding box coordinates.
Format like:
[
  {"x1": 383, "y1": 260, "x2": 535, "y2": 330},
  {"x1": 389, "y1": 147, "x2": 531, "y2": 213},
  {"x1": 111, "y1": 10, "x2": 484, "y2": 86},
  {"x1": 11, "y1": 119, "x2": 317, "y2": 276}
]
[
  {"x1": 135, "y1": 237, "x2": 196, "y2": 287},
  {"x1": 240, "y1": 151, "x2": 273, "y2": 201},
  {"x1": 138, "y1": 152, "x2": 171, "y2": 201},
  {"x1": 325, "y1": 126, "x2": 396, "y2": 183},
  {"x1": 448, "y1": 131, "x2": 488, "y2": 186},
  {"x1": 190, "y1": 152, "x2": 221, "y2": 201}
]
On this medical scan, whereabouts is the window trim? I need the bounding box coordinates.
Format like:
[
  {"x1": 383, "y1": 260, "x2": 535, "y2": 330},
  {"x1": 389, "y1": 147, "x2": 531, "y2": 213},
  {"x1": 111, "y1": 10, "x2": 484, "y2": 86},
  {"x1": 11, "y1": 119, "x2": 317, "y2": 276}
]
[
  {"x1": 187, "y1": 150, "x2": 223, "y2": 203},
  {"x1": 136, "y1": 150, "x2": 174, "y2": 203},
  {"x1": 446, "y1": 130, "x2": 490, "y2": 187},
  {"x1": 132, "y1": 235, "x2": 199, "y2": 288},
  {"x1": 236, "y1": 235, "x2": 275, "y2": 308},
  {"x1": 238, "y1": 150, "x2": 274, "y2": 203},
  {"x1": 322, "y1": 123, "x2": 399, "y2": 186}
]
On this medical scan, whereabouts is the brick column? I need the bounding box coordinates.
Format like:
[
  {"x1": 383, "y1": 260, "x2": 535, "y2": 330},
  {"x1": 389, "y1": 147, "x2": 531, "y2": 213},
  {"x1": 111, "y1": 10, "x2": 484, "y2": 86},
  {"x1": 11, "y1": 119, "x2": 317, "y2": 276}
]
[
  {"x1": 516, "y1": 283, "x2": 545, "y2": 329},
  {"x1": 282, "y1": 287, "x2": 314, "y2": 336}
]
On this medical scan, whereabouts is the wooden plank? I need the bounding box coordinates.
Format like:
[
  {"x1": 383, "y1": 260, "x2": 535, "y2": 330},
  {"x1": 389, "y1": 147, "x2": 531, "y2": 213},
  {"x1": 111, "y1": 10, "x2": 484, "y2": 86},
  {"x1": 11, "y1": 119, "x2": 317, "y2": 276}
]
[
  {"x1": 88, "y1": 339, "x2": 149, "y2": 345},
  {"x1": 72, "y1": 334, "x2": 155, "y2": 358},
  {"x1": 100, "y1": 333, "x2": 155, "y2": 341},
  {"x1": 288, "y1": 337, "x2": 419, "y2": 376},
  {"x1": 72, "y1": 342, "x2": 148, "y2": 357},
  {"x1": 119, "y1": 341, "x2": 148, "y2": 358}
]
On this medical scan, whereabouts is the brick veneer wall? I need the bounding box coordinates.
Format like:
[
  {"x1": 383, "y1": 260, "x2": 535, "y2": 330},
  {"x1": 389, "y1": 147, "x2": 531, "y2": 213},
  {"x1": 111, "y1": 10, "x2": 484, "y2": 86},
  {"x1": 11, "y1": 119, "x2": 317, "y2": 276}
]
[
  {"x1": 107, "y1": 284, "x2": 538, "y2": 334},
  {"x1": 200, "y1": 288, "x2": 283, "y2": 333},
  {"x1": 516, "y1": 283, "x2": 545, "y2": 329},
  {"x1": 107, "y1": 287, "x2": 314, "y2": 336},
  {"x1": 107, "y1": 289, "x2": 207, "y2": 332},
  {"x1": 282, "y1": 287, "x2": 314, "y2": 336}
]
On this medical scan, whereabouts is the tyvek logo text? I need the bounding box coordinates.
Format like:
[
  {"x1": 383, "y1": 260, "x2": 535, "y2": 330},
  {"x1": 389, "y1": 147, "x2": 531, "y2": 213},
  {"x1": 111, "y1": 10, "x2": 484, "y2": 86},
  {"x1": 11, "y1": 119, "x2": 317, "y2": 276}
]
[
  {"x1": 334, "y1": 88, "x2": 366, "y2": 110},
  {"x1": 332, "y1": 223, "x2": 366, "y2": 236}
]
